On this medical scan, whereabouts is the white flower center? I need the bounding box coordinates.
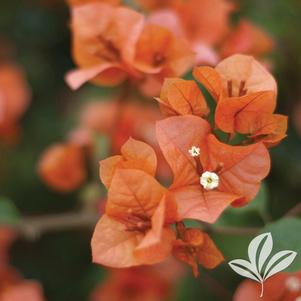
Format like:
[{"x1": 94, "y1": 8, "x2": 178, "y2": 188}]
[
  {"x1": 200, "y1": 171, "x2": 219, "y2": 190},
  {"x1": 188, "y1": 146, "x2": 200, "y2": 157},
  {"x1": 286, "y1": 277, "x2": 301, "y2": 292}
]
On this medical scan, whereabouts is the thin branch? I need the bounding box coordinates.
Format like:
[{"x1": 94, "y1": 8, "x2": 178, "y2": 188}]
[
  {"x1": 12, "y1": 211, "x2": 261, "y2": 242},
  {"x1": 199, "y1": 222, "x2": 259, "y2": 236},
  {"x1": 16, "y1": 211, "x2": 99, "y2": 241}
]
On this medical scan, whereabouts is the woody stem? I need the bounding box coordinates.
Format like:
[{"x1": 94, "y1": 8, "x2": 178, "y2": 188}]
[{"x1": 15, "y1": 211, "x2": 99, "y2": 241}]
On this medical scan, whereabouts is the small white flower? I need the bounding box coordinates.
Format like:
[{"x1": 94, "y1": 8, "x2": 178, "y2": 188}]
[
  {"x1": 286, "y1": 277, "x2": 301, "y2": 292},
  {"x1": 188, "y1": 146, "x2": 200, "y2": 157},
  {"x1": 200, "y1": 171, "x2": 219, "y2": 190}
]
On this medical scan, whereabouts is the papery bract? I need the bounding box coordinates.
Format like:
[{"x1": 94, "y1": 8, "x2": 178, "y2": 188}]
[
  {"x1": 92, "y1": 139, "x2": 177, "y2": 268},
  {"x1": 173, "y1": 225, "x2": 224, "y2": 277},
  {"x1": 194, "y1": 54, "x2": 277, "y2": 101},
  {"x1": 155, "y1": 78, "x2": 209, "y2": 117},
  {"x1": 156, "y1": 115, "x2": 270, "y2": 221}
]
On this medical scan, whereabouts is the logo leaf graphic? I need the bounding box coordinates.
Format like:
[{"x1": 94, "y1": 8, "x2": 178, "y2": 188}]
[
  {"x1": 228, "y1": 232, "x2": 297, "y2": 298},
  {"x1": 248, "y1": 232, "x2": 273, "y2": 273},
  {"x1": 263, "y1": 250, "x2": 297, "y2": 280},
  {"x1": 229, "y1": 259, "x2": 262, "y2": 282}
]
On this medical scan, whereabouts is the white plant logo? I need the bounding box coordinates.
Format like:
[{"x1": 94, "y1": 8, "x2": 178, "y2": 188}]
[{"x1": 229, "y1": 232, "x2": 297, "y2": 298}]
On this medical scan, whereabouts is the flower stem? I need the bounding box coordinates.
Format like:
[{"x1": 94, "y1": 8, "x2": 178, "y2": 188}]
[{"x1": 260, "y1": 281, "x2": 264, "y2": 298}]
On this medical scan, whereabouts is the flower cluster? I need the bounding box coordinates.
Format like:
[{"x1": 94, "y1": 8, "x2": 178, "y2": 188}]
[
  {"x1": 65, "y1": 0, "x2": 273, "y2": 96},
  {"x1": 91, "y1": 54, "x2": 287, "y2": 276}
]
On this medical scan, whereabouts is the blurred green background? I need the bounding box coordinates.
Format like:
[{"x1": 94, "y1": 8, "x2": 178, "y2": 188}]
[{"x1": 1, "y1": 0, "x2": 301, "y2": 300}]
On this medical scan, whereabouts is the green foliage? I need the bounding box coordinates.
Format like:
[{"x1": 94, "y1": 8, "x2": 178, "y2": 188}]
[
  {"x1": 261, "y1": 218, "x2": 301, "y2": 272},
  {"x1": 0, "y1": 197, "x2": 20, "y2": 225}
]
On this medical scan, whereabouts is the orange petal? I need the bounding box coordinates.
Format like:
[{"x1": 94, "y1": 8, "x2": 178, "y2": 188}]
[
  {"x1": 197, "y1": 233, "x2": 224, "y2": 269},
  {"x1": 134, "y1": 200, "x2": 176, "y2": 265},
  {"x1": 201, "y1": 134, "x2": 271, "y2": 205},
  {"x1": 215, "y1": 91, "x2": 276, "y2": 133},
  {"x1": 99, "y1": 155, "x2": 123, "y2": 189},
  {"x1": 172, "y1": 239, "x2": 199, "y2": 277},
  {"x1": 65, "y1": 63, "x2": 124, "y2": 90},
  {"x1": 156, "y1": 115, "x2": 211, "y2": 188},
  {"x1": 251, "y1": 114, "x2": 288, "y2": 147},
  {"x1": 172, "y1": 185, "x2": 238, "y2": 223},
  {"x1": 106, "y1": 169, "x2": 166, "y2": 217},
  {"x1": 216, "y1": 54, "x2": 277, "y2": 97},
  {"x1": 193, "y1": 66, "x2": 223, "y2": 101},
  {"x1": 91, "y1": 214, "x2": 143, "y2": 268},
  {"x1": 157, "y1": 78, "x2": 209, "y2": 117},
  {"x1": 120, "y1": 137, "x2": 157, "y2": 176}
]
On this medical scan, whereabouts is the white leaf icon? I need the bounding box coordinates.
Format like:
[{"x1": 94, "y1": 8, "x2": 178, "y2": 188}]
[
  {"x1": 229, "y1": 259, "x2": 262, "y2": 282},
  {"x1": 248, "y1": 232, "x2": 273, "y2": 273},
  {"x1": 229, "y1": 232, "x2": 297, "y2": 298},
  {"x1": 263, "y1": 250, "x2": 297, "y2": 280}
]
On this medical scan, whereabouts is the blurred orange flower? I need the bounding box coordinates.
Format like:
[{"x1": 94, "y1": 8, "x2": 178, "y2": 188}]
[
  {"x1": 220, "y1": 20, "x2": 274, "y2": 59},
  {"x1": 0, "y1": 281, "x2": 46, "y2": 301},
  {"x1": 234, "y1": 272, "x2": 301, "y2": 301},
  {"x1": 92, "y1": 138, "x2": 177, "y2": 268},
  {"x1": 38, "y1": 143, "x2": 87, "y2": 192},
  {"x1": 0, "y1": 64, "x2": 31, "y2": 145},
  {"x1": 173, "y1": 223, "x2": 224, "y2": 277},
  {"x1": 66, "y1": 3, "x2": 144, "y2": 89},
  {"x1": 66, "y1": 3, "x2": 194, "y2": 94},
  {"x1": 90, "y1": 264, "x2": 179, "y2": 301}
]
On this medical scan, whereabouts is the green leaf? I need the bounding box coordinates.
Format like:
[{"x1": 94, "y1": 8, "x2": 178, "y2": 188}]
[
  {"x1": 0, "y1": 197, "x2": 21, "y2": 226},
  {"x1": 261, "y1": 218, "x2": 301, "y2": 272}
]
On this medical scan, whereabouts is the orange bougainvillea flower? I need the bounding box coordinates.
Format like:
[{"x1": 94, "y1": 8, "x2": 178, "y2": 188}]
[
  {"x1": 0, "y1": 64, "x2": 31, "y2": 144},
  {"x1": 66, "y1": 3, "x2": 144, "y2": 89},
  {"x1": 193, "y1": 54, "x2": 287, "y2": 146},
  {"x1": 156, "y1": 115, "x2": 270, "y2": 220},
  {"x1": 155, "y1": 78, "x2": 209, "y2": 117},
  {"x1": 172, "y1": 223, "x2": 224, "y2": 277},
  {"x1": 220, "y1": 20, "x2": 274, "y2": 59},
  {"x1": 92, "y1": 138, "x2": 177, "y2": 268},
  {"x1": 38, "y1": 143, "x2": 87, "y2": 192},
  {"x1": 234, "y1": 272, "x2": 301, "y2": 301},
  {"x1": 193, "y1": 54, "x2": 277, "y2": 101}
]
